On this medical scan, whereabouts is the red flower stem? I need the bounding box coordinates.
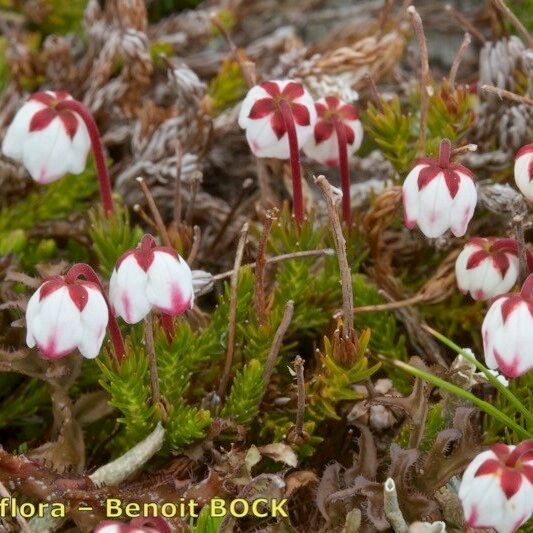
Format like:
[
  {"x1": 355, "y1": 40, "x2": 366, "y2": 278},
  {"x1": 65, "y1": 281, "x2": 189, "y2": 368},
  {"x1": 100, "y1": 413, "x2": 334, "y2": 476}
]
[
  {"x1": 438, "y1": 138, "x2": 452, "y2": 168},
  {"x1": 332, "y1": 116, "x2": 352, "y2": 227},
  {"x1": 56, "y1": 99, "x2": 114, "y2": 216},
  {"x1": 279, "y1": 101, "x2": 304, "y2": 226},
  {"x1": 65, "y1": 263, "x2": 125, "y2": 363},
  {"x1": 160, "y1": 314, "x2": 174, "y2": 343}
]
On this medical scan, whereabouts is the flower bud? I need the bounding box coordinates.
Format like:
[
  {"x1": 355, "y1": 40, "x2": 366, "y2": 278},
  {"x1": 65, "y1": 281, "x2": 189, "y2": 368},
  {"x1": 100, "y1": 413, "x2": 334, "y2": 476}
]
[
  {"x1": 109, "y1": 235, "x2": 194, "y2": 324},
  {"x1": 482, "y1": 274, "x2": 533, "y2": 377},
  {"x1": 2, "y1": 91, "x2": 90, "y2": 184},
  {"x1": 458, "y1": 441, "x2": 533, "y2": 533},
  {"x1": 403, "y1": 139, "x2": 477, "y2": 238},
  {"x1": 514, "y1": 144, "x2": 533, "y2": 202},
  {"x1": 455, "y1": 237, "x2": 523, "y2": 300}
]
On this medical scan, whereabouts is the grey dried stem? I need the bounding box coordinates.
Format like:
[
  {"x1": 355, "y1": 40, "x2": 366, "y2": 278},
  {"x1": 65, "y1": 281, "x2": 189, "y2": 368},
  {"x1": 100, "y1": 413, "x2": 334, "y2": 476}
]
[
  {"x1": 445, "y1": 5, "x2": 486, "y2": 44},
  {"x1": 314, "y1": 175, "x2": 354, "y2": 339},
  {"x1": 408, "y1": 6, "x2": 430, "y2": 154},
  {"x1": 513, "y1": 212, "x2": 528, "y2": 284},
  {"x1": 365, "y1": 73, "x2": 384, "y2": 112},
  {"x1": 383, "y1": 478, "x2": 408, "y2": 533},
  {"x1": 481, "y1": 85, "x2": 533, "y2": 107},
  {"x1": 217, "y1": 223, "x2": 249, "y2": 399},
  {"x1": 185, "y1": 171, "x2": 203, "y2": 226},
  {"x1": 448, "y1": 33, "x2": 471, "y2": 90},
  {"x1": 293, "y1": 355, "x2": 306, "y2": 439},
  {"x1": 174, "y1": 140, "x2": 183, "y2": 224},
  {"x1": 263, "y1": 300, "x2": 294, "y2": 386},
  {"x1": 187, "y1": 225, "x2": 202, "y2": 265},
  {"x1": 490, "y1": 0, "x2": 533, "y2": 47},
  {"x1": 136, "y1": 177, "x2": 171, "y2": 247},
  {"x1": 255, "y1": 209, "x2": 278, "y2": 326}
]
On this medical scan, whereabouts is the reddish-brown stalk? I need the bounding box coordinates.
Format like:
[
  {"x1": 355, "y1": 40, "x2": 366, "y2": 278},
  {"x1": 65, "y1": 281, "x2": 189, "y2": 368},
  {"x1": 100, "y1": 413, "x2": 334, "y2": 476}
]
[
  {"x1": 279, "y1": 100, "x2": 305, "y2": 226},
  {"x1": 56, "y1": 99, "x2": 114, "y2": 216}
]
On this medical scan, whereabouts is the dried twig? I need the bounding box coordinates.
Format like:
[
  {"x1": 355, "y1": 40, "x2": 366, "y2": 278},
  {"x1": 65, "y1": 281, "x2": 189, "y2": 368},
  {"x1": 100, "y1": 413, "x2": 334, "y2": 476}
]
[
  {"x1": 187, "y1": 225, "x2": 202, "y2": 266},
  {"x1": 263, "y1": 300, "x2": 294, "y2": 386},
  {"x1": 365, "y1": 73, "x2": 384, "y2": 112},
  {"x1": 513, "y1": 212, "x2": 528, "y2": 284},
  {"x1": 136, "y1": 177, "x2": 171, "y2": 247},
  {"x1": 448, "y1": 33, "x2": 471, "y2": 90},
  {"x1": 293, "y1": 355, "x2": 306, "y2": 439},
  {"x1": 408, "y1": 6, "x2": 430, "y2": 154},
  {"x1": 314, "y1": 176, "x2": 354, "y2": 339},
  {"x1": 211, "y1": 178, "x2": 253, "y2": 251},
  {"x1": 445, "y1": 5, "x2": 486, "y2": 44},
  {"x1": 217, "y1": 223, "x2": 249, "y2": 399},
  {"x1": 174, "y1": 140, "x2": 183, "y2": 224},
  {"x1": 213, "y1": 248, "x2": 335, "y2": 281},
  {"x1": 481, "y1": 85, "x2": 533, "y2": 106},
  {"x1": 133, "y1": 204, "x2": 158, "y2": 232},
  {"x1": 185, "y1": 171, "x2": 203, "y2": 226},
  {"x1": 490, "y1": 0, "x2": 533, "y2": 47},
  {"x1": 451, "y1": 144, "x2": 478, "y2": 156},
  {"x1": 255, "y1": 209, "x2": 278, "y2": 326},
  {"x1": 352, "y1": 294, "x2": 426, "y2": 314}
]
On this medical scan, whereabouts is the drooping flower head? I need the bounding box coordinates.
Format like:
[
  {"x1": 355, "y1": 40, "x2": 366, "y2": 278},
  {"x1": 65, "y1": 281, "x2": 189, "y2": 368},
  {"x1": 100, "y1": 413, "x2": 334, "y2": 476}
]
[
  {"x1": 459, "y1": 441, "x2": 533, "y2": 533},
  {"x1": 238, "y1": 80, "x2": 316, "y2": 159},
  {"x1": 109, "y1": 234, "x2": 194, "y2": 325},
  {"x1": 303, "y1": 96, "x2": 363, "y2": 167},
  {"x1": 402, "y1": 139, "x2": 477, "y2": 238},
  {"x1": 514, "y1": 143, "x2": 533, "y2": 202},
  {"x1": 482, "y1": 274, "x2": 533, "y2": 377},
  {"x1": 2, "y1": 91, "x2": 90, "y2": 184},
  {"x1": 455, "y1": 237, "x2": 532, "y2": 301},
  {"x1": 26, "y1": 264, "x2": 124, "y2": 361}
]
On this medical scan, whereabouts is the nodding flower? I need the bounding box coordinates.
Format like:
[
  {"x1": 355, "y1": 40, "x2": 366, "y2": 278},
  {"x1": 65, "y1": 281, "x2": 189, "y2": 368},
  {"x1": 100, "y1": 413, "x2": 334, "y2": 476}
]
[
  {"x1": 26, "y1": 264, "x2": 124, "y2": 361},
  {"x1": 303, "y1": 96, "x2": 363, "y2": 226},
  {"x1": 402, "y1": 139, "x2": 477, "y2": 238},
  {"x1": 455, "y1": 237, "x2": 532, "y2": 301},
  {"x1": 459, "y1": 441, "x2": 533, "y2": 533},
  {"x1": 109, "y1": 234, "x2": 194, "y2": 325},
  {"x1": 2, "y1": 90, "x2": 115, "y2": 214},
  {"x1": 482, "y1": 274, "x2": 533, "y2": 378},
  {"x1": 238, "y1": 80, "x2": 316, "y2": 225},
  {"x1": 514, "y1": 143, "x2": 533, "y2": 202}
]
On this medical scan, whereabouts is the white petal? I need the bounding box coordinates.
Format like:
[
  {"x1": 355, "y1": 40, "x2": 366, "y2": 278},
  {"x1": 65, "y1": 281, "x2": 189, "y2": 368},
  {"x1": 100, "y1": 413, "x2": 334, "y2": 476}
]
[
  {"x1": 402, "y1": 164, "x2": 425, "y2": 229},
  {"x1": 417, "y1": 173, "x2": 454, "y2": 238},
  {"x1": 482, "y1": 299, "x2": 505, "y2": 370},
  {"x1": 302, "y1": 134, "x2": 338, "y2": 166},
  {"x1": 30, "y1": 287, "x2": 83, "y2": 358},
  {"x1": 78, "y1": 285, "x2": 109, "y2": 359},
  {"x1": 146, "y1": 252, "x2": 194, "y2": 316},
  {"x1": 66, "y1": 116, "x2": 91, "y2": 175},
  {"x1": 1, "y1": 101, "x2": 46, "y2": 160},
  {"x1": 450, "y1": 172, "x2": 477, "y2": 237},
  {"x1": 515, "y1": 152, "x2": 533, "y2": 202},
  {"x1": 245, "y1": 117, "x2": 289, "y2": 159},
  {"x1": 25, "y1": 287, "x2": 42, "y2": 349},
  {"x1": 238, "y1": 85, "x2": 272, "y2": 129},
  {"x1": 109, "y1": 255, "x2": 151, "y2": 324}
]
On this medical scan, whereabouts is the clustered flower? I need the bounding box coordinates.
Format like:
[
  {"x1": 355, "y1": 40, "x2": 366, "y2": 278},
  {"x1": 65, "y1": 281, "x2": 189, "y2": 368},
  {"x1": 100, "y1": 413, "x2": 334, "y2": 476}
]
[{"x1": 459, "y1": 441, "x2": 533, "y2": 533}]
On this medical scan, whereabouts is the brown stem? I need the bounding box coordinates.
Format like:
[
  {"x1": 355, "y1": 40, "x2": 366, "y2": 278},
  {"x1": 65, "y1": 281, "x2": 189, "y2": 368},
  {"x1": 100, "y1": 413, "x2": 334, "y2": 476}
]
[
  {"x1": 255, "y1": 209, "x2": 278, "y2": 326},
  {"x1": 187, "y1": 225, "x2": 201, "y2": 266},
  {"x1": 136, "y1": 177, "x2": 171, "y2": 248},
  {"x1": 352, "y1": 294, "x2": 426, "y2": 314},
  {"x1": 144, "y1": 313, "x2": 162, "y2": 411},
  {"x1": 279, "y1": 101, "x2": 305, "y2": 227},
  {"x1": 490, "y1": 0, "x2": 533, "y2": 47},
  {"x1": 185, "y1": 171, "x2": 202, "y2": 225},
  {"x1": 217, "y1": 223, "x2": 249, "y2": 399},
  {"x1": 210, "y1": 178, "x2": 253, "y2": 252},
  {"x1": 314, "y1": 175, "x2": 354, "y2": 339},
  {"x1": 65, "y1": 263, "x2": 125, "y2": 363},
  {"x1": 445, "y1": 5, "x2": 486, "y2": 44},
  {"x1": 263, "y1": 300, "x2": 294, "y2": 386},
  {"x1": 56, "y1": 99, "x2": 114, "y2": 215},
  {"x1": 408, "y1": 6, "x2": 430, "y2": 154},
  {"x1": 481, "y1": 85, "x2": 533, "y2": 106},
  {"x1": 451, "y1": 143, "x2": 478, "y2": 156},
  {"x1": 293, "y1": 355, "x2": 306, "y2": 438},
  {"x1": 174, "y1": 140, "x2": 183, "y2": 225},
  {"x1": 133, "y1": 204, "x2": 158, "y2": 231},
  {"x1": 365, "y1": 73, "x2": 384, "y2": 112},
  {"x1": 212, "y1": 248, "x2": 335, "y2": 281},
  {"x1": 448, "y1": 33, "x2": 471, "y2": 90}
]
